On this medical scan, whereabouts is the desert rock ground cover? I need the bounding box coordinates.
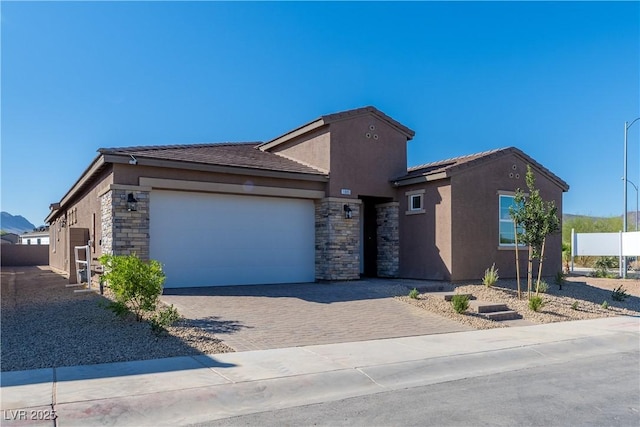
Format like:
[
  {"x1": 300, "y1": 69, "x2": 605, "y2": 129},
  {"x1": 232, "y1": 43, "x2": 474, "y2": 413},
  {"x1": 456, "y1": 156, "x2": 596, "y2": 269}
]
[
  {"x1": 2, "y1": 266, "x2": 638, "y2": 372},
  {"x1": 1, "y1": 266, "x2": 233, "y2": 372},
  {"x1": 398, "y1": 274, "x2": 640, "y2": 329}
]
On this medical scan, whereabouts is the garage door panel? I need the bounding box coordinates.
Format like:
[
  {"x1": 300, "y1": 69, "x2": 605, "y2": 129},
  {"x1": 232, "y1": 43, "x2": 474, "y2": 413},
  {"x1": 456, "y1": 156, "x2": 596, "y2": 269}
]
[{"x1": 150, "y1": 190, "x2": 315, "y2": 288}]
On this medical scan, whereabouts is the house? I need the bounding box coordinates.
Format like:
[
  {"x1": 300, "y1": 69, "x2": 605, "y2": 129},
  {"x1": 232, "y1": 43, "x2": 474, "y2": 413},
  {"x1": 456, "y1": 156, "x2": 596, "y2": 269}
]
[
  {"x1": 20, "y1": 228, "x2": 50, "y2": 245},
  {"x1": 45, "y1": 106, "x2": 569, "y2": 286},
  {"x1": 1, "y1": 233, "x2": 20, "y2": 245}
]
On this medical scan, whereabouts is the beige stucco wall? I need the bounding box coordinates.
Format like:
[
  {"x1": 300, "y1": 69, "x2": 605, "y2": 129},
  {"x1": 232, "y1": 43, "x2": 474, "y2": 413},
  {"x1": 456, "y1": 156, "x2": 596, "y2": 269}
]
[
  {"x1": 112, "y1": 164, "x2": 326, "y2": 194},
  {"x1": 270, "y1": 128, "x2": 331, "y2": 173},
  {"x1": 449, "y1": 155, "x2": 564, "y2": 281},
  {"x1": 48, "y1": 168, "x2": 113, "y2": 278},
  {"x1": 328, "y1": 116, "x2": 408, "y2": 200},
  {"x1": 398, "y1": 180, "x2": 453, "y2": 280}
]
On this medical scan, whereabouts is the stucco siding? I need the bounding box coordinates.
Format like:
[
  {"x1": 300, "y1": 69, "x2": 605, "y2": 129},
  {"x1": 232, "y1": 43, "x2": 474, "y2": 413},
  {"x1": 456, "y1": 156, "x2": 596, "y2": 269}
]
[
  {"x1": 399, "y1": 181, "x2": 453, "y2": 280},
  {"x1": 329, "y1": 115, "x2": 407, "y2": 199},
  {"x1": 112, "y1": 164, "x2": 326, "y2": 194},
  {"x1": 450, "y1": 154, "x2": 564, "y2": 281},
  {"x1": 269, "y1": 128, "x2": 331, "y2": 173}
]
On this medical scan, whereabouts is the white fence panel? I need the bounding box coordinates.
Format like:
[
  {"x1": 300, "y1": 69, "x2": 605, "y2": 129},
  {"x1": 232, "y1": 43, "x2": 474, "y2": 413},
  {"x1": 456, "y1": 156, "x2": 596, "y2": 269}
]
[
  {"x1": 574, "y1": 232, "x2": 621, "y2": 256},
  {"x1": 622, "y1": 231, "x2": 640, "y2": 256}
]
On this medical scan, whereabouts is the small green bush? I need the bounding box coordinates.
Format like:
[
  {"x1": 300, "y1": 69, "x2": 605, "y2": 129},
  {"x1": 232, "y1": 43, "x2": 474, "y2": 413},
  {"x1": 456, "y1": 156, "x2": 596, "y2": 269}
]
[
  {"x1": 554, "y1": 271, "x2": 565, "y2": 290},
  {"x1": 537, "y1": 280, "x2": 548, "y2": 294},
  {"x1": 571, "y1": 301, "x2": 579, "y2": 310},
  {"x1": 482, "y1": 263, "x2": 499, "y2": 287},
  {"x1": 451, "y1": 294, "x2": 470, "y2": 314},
  {"x1": 106, "y1": 300, "x2": 130, "y2": 318},
  {"x1": 611, "y1": 285, "x2": 629, "y2": 302},
  {"x1": 592, "y1": 257, "x2": 617, "y2": 278},
  {"x1": 99, "y1": 254, "x2": 166, "y2": 321},
  {"x1": 601, "y1": 300, "x2": 609, "y2": 309},
  {"x1": 528, "y1": 296, "x2": 545, "y2": 312},
  {"x1": 408, "y1": 288, "x2": 419, "y2": 299},
  {"x1": 150, "y1": 304, "x2": 181, "y2": 336}
]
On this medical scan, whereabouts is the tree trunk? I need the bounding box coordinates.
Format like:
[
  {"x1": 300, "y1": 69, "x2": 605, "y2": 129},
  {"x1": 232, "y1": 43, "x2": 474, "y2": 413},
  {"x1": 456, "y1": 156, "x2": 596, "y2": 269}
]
[
  {"x1": 535, "y1": 237, "x2": 546, "y2": 296},
  {"x1": 527, "y1": 245, "x2": 533, "y2": 300},
  {"x1": 514, "y1": 222, "x2": 521, "y2": 299}
]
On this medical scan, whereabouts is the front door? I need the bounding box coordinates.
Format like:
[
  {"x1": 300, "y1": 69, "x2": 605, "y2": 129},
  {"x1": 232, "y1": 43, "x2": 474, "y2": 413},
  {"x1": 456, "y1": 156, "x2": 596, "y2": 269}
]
[{"x1": 362, "y1": 200, "x2": 378, "y2": 277}]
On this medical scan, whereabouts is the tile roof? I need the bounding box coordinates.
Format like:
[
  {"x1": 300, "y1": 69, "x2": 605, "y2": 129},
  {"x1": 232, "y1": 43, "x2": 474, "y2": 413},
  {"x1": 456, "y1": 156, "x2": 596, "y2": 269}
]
[
  {"x1": 99, "y1": 142, "x2": 326, "y2": 175},
  {"x1": 396, "y1": 147, "x2": 569, "y2": 190}
]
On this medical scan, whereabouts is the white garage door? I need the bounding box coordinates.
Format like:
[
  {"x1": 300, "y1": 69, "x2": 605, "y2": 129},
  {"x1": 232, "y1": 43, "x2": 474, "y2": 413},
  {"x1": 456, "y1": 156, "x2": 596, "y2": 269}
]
[{"x1": 150, "y1": 190, "x2": 315, "y2": 288}]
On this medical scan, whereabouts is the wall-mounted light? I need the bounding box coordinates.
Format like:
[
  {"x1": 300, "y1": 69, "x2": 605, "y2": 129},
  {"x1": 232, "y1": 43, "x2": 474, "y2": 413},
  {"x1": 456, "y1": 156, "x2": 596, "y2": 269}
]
[
  {"x1": 60, "y1": 218, "x2": 67, "y2": 228},
  {"x1": 343, "y1": 204, "x2": 352, "y2": 219},
  {"x1": 127, "y1": 193, "x2": 138, "y2": 211}
]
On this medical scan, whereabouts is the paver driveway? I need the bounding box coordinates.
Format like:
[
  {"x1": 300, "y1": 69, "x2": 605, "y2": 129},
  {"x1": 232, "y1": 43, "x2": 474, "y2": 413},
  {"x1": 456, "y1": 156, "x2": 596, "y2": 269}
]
[{"x1": 161, "y1": 279, "x2": 473, "y2": 351}]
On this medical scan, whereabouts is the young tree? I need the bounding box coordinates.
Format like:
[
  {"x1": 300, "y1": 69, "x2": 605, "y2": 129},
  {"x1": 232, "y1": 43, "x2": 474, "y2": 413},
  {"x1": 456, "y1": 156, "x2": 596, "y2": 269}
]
[{"x1": 510, "y1": 165, "x2": 561, "y2": 299}]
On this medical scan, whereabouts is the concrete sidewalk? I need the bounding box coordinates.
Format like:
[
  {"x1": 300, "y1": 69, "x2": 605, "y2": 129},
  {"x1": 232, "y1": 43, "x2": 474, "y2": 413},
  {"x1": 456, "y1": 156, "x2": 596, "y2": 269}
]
[{"x1": 2, "y1": 316, "x2": 638, "y2": 426}]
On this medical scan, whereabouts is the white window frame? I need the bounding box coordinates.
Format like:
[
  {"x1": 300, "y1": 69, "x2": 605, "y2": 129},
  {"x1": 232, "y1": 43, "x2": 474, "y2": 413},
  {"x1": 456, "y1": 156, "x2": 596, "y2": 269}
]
[
  {"x1": 405, "y1": 189, "x2": 425, "y2": 215},
  {"x1": 498, "y1": 193, "x2": 525, "y2": 248}
]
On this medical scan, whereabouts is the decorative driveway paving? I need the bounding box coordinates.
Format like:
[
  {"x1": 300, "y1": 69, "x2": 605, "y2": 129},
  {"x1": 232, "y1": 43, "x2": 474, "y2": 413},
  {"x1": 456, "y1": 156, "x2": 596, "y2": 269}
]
[{"x1": 161, "y1": 280, "x2": 474, "y2": 351}]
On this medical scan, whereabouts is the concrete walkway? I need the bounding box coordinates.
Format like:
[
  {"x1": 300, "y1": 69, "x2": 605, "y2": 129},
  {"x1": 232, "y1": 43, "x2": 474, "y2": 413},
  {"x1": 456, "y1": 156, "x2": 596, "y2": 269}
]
[
  {"x1": 160, "y1": 279, "x2": 471, "y2": 351},
  {"x1": 2, "y1": 316, "x2": 638, "y2": 426}
]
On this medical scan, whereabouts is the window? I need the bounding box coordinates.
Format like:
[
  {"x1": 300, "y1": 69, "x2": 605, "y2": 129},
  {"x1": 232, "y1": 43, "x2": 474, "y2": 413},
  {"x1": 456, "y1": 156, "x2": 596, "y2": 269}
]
[
  {"x1": 37, "y1": 238, "x2": 41, "y2": 245},
  {"x1": 405, "y1": 189, "x2": 425, "y2": 215},
  {"x1": 499, "y1": 194, "x2": 523, "y2": 246},
  {"x1": 410, "y1": 194, "x2": 422, "y2": 211}
]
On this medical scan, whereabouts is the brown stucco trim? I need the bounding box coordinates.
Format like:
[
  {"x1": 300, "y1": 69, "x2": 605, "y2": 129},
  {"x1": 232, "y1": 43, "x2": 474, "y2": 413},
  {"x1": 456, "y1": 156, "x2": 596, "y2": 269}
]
[
  {"x1": 258, "y1": 120, "x2": 328, "y2": 151},
  {"x1": 97, "y1": 184, "x2": 153, "y2": 198},
  {"x1": 139, "y1": 177, "x2": 326, "y2": 199},
  {"x1": 105, "y1": 154, "x2": 328, "y2": 182},
  {"x1": 260, "y1": 106, "x2": 415, "y2": 152},
  {"x1": 393, "y1": 172, "x2": 448, "y2": 187}
]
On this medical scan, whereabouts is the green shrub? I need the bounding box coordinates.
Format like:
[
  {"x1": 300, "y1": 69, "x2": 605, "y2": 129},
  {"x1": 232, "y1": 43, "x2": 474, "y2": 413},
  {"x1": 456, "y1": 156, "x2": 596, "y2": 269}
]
[
  {"x1": 537, "y1": 280, "x2": 548, "y2": 294},
  {"x1": 601, "y1": 300, "x2": 609, "y2": 310},
  {"x1": 99, "y1": 254, "x2": 166, "y2": 321},
  {"x1": 451, "y1": 294, "x2": 470, "y2": 314},
  {"x1": 528, "y1": 296, "x2": 545, "y2": 312},
  {"x1": 106, "y1": 300, "x2": 130, "y2": 318},
  {"x1": 592, "y1": 257, "x2": 617, "y2": 278},
  {"x1": 554, "y1": 271, "x2": 565, "y2": 290},
  {"x1": 482, "y1": 263, "x2": 499, "y2": 287},
  {"x1": 571, "y1": 301, "x2": 579, "y2": 310},
  {"x1": 150, "y1": 304, "x2": 181, "y2": 336},
  {"x1": 408, "y1": 288, "x2": 419, "y2": 299},
  {"x1": 611, "y1": 285, "x2": 629, "y2": 302}
]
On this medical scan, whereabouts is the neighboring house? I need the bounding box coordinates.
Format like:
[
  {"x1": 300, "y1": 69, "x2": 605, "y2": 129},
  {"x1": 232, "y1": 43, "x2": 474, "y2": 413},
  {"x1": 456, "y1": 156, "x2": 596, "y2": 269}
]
[
  {"x1": 20, "y1": 228, "x2": 50, "y2": 246},
  {"x1": 45, "y1": 106, "x2": 569, "y2": 286},
  {"x1": 1, "y1": 233, "x2": 20, "y2": 245}
]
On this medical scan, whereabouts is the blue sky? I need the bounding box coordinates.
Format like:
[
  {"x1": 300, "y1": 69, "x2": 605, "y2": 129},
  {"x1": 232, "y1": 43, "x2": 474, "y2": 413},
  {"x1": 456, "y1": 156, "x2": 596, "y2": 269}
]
[{"x1": 1, "y1": 1, "x2": 639, "y2": 226}]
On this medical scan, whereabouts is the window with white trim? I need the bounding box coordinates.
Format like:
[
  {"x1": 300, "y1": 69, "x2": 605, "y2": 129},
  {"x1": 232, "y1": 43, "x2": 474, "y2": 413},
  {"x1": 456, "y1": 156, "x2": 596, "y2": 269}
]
[
  {"x1": 410, "y1": 194, "x2": 422, "y2": 211},
  {"x1": 499, "y1": 194, "x2": 524, "y2": 246},
  {"x1": 405, "y1": 189, "x2": 425, "y2": 215}
]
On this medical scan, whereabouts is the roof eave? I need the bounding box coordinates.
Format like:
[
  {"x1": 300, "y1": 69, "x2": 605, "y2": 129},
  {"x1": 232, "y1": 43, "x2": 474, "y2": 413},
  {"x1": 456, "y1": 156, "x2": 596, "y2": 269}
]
[
  {"x1": 258, "y1": 119, "x2": 327, "y2": 151},
  {"x1": 46, "y1": 154, "x2": 107, "y2": 223},
  {"x1": 393, "y1": 171, "x2": 449, "y2": 187},
  {"x1": 106, "y1": 153, "x2": 329, "y2": 182}
]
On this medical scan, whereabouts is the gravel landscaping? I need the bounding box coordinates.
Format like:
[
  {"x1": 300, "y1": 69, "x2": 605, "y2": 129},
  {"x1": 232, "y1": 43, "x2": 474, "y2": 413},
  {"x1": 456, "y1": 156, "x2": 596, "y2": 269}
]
[
  {"x1": 3, "y1": 266, "x2": 638, "y2": 373},
  {"x1": 1, "y1": 267, "x2": 233, "y2": 372},
  {"x1": 398, "y1": 274, "x2": 640, "y2": 330}
]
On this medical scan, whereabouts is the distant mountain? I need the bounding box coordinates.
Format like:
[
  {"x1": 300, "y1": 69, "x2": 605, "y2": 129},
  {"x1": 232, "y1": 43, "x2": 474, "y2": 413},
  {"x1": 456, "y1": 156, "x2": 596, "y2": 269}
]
[{"x1": 0, "y1": 212, "x2": 36, "y2": 234}]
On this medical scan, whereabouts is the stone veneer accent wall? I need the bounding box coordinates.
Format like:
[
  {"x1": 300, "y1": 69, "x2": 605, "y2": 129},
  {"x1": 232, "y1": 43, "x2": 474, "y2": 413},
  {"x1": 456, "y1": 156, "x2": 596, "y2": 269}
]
[
  {"x1": 376, "y1": 202, "x2": 399, "y2": 277},
  {"x1": 315, "y1": 198, "x2": 361, "y2": 280},
  {"x1": 100, "y1": 188, "x2": 150, "y2": 260}
]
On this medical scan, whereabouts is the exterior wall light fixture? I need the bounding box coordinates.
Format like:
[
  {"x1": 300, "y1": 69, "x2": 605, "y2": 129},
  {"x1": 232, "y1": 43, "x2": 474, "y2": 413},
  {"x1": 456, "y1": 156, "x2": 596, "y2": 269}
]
[
  {"x1": 127, "y1": 193, "x2": 138, "y2": 211},
  {"x1": 343, "y1": 204, "x2": 352, "y2": 219}
]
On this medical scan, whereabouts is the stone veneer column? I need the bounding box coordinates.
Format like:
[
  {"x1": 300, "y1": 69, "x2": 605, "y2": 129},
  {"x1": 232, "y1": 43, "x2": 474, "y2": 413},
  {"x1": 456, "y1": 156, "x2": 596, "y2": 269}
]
[
  {"x1": 100, "y1": 187, "x2": 150, "y2": 260},
  {"x1": 376, "y1": 202, "x2": 399, "y2": 277},
  {"x1": 315, "y1": 198, "x2": 361, "y2": 281}
]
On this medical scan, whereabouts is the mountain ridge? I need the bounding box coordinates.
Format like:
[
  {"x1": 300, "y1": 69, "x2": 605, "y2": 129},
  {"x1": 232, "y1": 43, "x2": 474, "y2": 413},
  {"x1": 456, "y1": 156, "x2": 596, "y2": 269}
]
[{"x1": 1, "y1": 212, "x2": 37, "y2": 234}]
